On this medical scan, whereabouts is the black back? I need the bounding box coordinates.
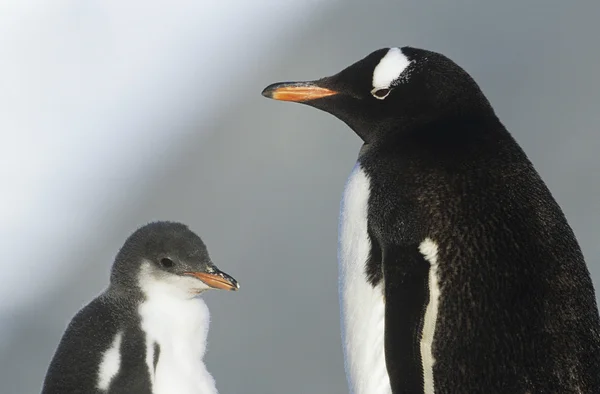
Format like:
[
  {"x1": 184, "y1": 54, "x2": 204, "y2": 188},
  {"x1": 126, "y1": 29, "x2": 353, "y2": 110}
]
[
  {"x1": 361, "y1": 116, "x2": 600, "y2": 393},
  {"x1": 41, "y1": 293, "x2": 153, "y2": 394}
]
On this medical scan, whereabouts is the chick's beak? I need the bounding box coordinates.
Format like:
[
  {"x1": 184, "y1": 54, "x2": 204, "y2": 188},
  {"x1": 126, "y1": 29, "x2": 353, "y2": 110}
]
[
  {"x1": 184, "y1": 269, "x2": 239, "y2": 291},
  {"x1": 261, "y1": 81, "x2": 338, "y2": 102}
]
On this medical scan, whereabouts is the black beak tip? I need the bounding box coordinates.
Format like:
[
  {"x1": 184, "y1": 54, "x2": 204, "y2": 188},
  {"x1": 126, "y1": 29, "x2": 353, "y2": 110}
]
[
  {"x1": 261, "y1": 83, "x2": 278, "y2": 99},
  {"x1": 223, "y1": 273, "x2": 240, "y2": 291}
]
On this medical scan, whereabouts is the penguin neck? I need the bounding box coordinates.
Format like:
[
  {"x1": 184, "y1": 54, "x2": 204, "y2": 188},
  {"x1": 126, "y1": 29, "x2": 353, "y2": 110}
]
[
  {"x1": 137, "y1": 269, "x2": 216, "y2": 394},
  {"x1": 325, "y1": 95, "x2": 497, "y2": 145},
  {"x1": 136, "y1": 264, "x2": 211, "y2": 342},
  {"x1": 138, "y1": 280, "x2": 211, "y2": 349}
]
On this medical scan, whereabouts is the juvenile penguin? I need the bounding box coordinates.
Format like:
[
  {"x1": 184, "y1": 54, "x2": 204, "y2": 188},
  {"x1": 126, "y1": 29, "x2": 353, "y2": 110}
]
[
  {"x1": 262, "y1": 47, "x2": 600, "y2": 393},
  {"x1": 41, "y1": 221, "x2": 239, "y2": 394}
]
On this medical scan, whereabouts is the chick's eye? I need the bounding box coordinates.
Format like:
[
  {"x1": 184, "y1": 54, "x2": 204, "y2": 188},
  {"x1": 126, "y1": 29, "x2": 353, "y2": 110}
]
[
  {"x1": 371, "y1": 88, "x2": 391, "y2": 100},
  {"x1": 160, "y1": 258, "x2": 174, "y2": 268}
]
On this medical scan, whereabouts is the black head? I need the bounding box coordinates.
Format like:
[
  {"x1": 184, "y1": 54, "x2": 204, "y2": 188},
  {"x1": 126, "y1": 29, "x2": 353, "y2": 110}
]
[
  {"x1": 262, "y1": 46, "x2": 495, "y2": 143},
  {"x1": 110, "y1": 221, "x2": 239, "y2": 298}
]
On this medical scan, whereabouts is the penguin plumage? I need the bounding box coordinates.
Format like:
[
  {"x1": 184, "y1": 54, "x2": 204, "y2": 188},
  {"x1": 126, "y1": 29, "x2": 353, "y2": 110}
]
[
  {"x1": 262, "y1": 47, "x2": 600, "y2": 393},
  {"x1": 42, "y1": 221, "x2": 238, "y2": 394}
]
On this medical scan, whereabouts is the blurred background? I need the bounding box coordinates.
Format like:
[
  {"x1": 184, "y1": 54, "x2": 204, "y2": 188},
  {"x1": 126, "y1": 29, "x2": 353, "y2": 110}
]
[{"x1": 1, "y1": 0, "x2": 599, "y2": 393}]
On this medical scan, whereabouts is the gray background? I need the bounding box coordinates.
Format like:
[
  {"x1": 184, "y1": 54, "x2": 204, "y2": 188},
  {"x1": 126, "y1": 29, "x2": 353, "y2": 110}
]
[{"x1": 2, "y1": 1, "x2": 600, "y2": 393}]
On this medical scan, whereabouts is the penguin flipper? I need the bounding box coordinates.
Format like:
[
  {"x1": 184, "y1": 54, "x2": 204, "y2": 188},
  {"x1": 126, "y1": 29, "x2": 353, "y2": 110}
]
[
  {"x1": 42, "y1": 295, "x2": 119, "y2": 394},
  {"x1": 382, "y1": 243, "x2": 431, "y2": 394}
]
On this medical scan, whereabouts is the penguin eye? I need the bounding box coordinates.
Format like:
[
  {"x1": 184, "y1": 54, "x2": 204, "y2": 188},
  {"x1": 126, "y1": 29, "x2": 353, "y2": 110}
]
[
  {"x1": 371, "y1": 87, "x2": 392, "y2": 100},
  {"x1": 160, "y1": 258, "x2": 175, "y2": 269}
]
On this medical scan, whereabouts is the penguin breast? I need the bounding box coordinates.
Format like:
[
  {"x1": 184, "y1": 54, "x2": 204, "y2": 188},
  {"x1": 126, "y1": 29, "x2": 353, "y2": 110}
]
[
  {"x1": 338, "y1": 163, "x2": 393, "y2": 394},
  {"x1": 138, "y1": 282, "x2": 217, "y2": 394}
]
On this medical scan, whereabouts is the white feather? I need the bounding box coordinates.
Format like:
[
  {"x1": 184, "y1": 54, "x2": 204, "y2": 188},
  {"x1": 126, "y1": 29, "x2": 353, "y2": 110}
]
[
  {"x1": 372, "y1": 47, "x2": 411, "y2": 90},
  {"x1": 338, "y1": 163, "x2": 393, "y2": 394},
  {"x1": 97, "y1": 331, "x2": 123, "y2": 391},
  {"x1": 138, "y1": 262, "x2": 217, "y2": 394},
  {"x1": 144, "y1": 336, "x2": 155, "y2": 388},
  {"x1": 419, "y1": 238, "x2": 440, "y2": 394}
]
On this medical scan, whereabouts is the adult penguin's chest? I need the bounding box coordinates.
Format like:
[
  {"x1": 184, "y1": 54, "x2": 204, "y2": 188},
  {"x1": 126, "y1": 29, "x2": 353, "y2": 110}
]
[{"x1": 338, "y1": 162, "x2": 393, "y2": 394}]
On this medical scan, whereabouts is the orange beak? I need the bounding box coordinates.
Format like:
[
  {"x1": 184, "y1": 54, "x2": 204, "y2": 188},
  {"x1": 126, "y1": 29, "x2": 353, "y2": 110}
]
[
  {"x1": 184, "y1": 271, "x2": 239, "y2": 291},
  {"x1": 262, "y1": 82, "x2": 338, "y2": 102}
]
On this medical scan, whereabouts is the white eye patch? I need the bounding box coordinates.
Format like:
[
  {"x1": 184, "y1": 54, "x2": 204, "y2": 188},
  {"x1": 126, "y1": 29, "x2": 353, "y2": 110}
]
[{"x1": 371, "y1": 47, "x2": 411, "y2": 92}]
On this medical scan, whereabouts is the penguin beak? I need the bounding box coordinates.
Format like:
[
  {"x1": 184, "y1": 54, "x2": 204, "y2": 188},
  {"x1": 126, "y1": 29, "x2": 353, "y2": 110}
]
[
  {"x1": 184, "y1": 270, "x2": 239, "y2": 291},
  {"x1": 261, "y1": 81, "x2": 338, "y2": 102}
]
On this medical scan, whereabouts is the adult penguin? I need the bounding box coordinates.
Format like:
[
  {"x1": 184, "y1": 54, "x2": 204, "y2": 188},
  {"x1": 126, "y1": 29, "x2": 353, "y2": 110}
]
[{"x1": 262, "y1": 46, "x2": 600, "y2": 394}]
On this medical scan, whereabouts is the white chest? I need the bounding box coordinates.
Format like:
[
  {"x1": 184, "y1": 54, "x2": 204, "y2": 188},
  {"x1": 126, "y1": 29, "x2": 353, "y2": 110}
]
[
  {"x1": 338, "y1": 163, "x2": 392, "y2": 394},
  {"x1": 138, "y1": 295, "x2": 217, "y2": 394}
]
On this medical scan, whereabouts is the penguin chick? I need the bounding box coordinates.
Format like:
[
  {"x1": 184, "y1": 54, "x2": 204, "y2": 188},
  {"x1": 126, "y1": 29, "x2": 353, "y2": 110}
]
[{"x1": 42, "y1": 221, "x2": 238, "y2": 394}]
